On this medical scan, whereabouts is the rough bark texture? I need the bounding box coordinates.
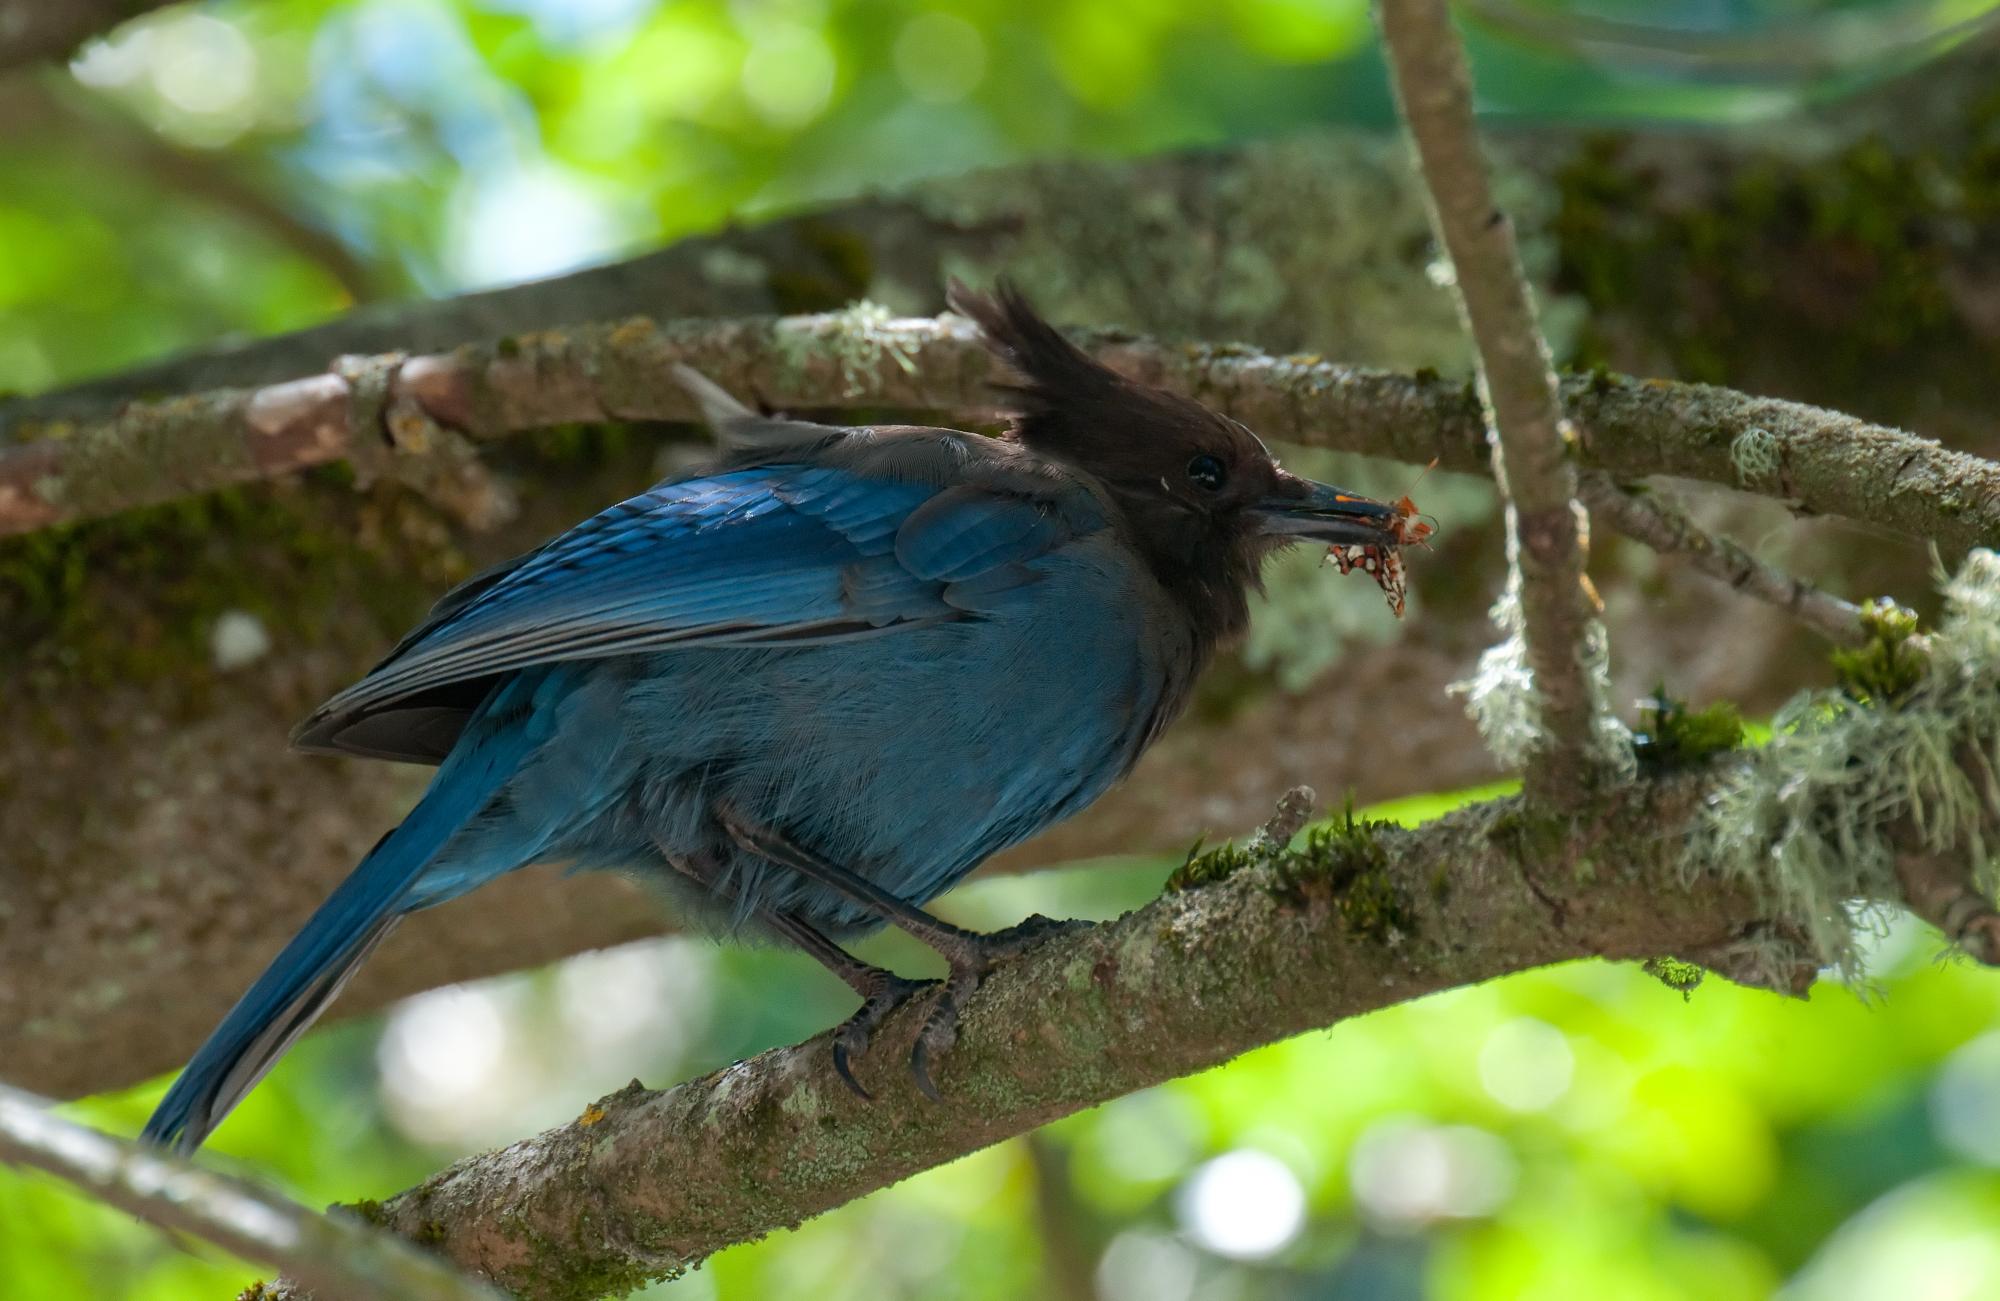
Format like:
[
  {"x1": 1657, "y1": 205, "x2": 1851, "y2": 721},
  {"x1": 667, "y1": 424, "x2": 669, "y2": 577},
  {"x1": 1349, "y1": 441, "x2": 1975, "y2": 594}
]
[
  {"x1": 353, "y1": 773, "x2": 1782, "y2": 1300},
  {"x1": 3, "y1": 316, "x2": 1985, "y2": 1099},
  {"x1": 11, "y1": 314, "x2": 2000, "y2": 549},
  {"x1": 6, "y1": 42, "x2": 1997, "y2": 1102}
]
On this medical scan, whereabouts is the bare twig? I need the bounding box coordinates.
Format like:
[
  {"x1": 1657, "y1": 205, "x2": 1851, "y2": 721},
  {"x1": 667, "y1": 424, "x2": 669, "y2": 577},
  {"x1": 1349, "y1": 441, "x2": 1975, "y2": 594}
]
[
  {"x1": 1250, "y1": 785, "x2": 1318, "y2": 851},
  {"x1": 1377, "y1": 0, "x2": 1608, "y2": 804},
  {"x1": 1580, "y1": 472, "x2": 1866, "y2": 646},
  {"x1": 0, "y1": 1085, "x2": 502, "y2": 1301},
  {"x1": 1024, "y1": 1135, "x2": 1097, "y2": 1301},
  {"x1": 1897, "y1": 849, "x2": 2000, "y2": 964},
  {"x1": 5, "y1": 312, "x2": 1998, "y2": 557}
]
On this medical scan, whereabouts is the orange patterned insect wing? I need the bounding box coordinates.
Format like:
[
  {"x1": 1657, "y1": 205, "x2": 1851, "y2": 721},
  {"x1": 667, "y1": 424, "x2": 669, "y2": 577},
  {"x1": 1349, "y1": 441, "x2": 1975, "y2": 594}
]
[{"x1": 1327, "y1": 463, "x2": 1434, "y2": 617}]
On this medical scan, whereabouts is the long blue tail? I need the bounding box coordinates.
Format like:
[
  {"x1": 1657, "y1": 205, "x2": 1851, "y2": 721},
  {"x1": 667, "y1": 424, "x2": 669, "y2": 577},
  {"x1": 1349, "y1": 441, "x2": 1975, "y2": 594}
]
[{"x1": 141, "y1": 684, "x2": 540, "y2": 1155}]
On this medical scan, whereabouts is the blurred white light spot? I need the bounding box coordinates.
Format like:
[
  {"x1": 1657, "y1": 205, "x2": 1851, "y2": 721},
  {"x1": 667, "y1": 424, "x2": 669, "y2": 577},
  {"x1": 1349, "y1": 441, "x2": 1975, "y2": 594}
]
[
  {"x1": 453, "y1": 164, "x2": 629, "y2": 289},
  {"x1": 1096, "y1": 1229, "x2": 1197, "y2": 1301},
  {"x1": 893, "y1": 13, "x2": 987, "y2": 104},
  {"x1": 1424, "y1": 256, "x2": 1457, "y2": 289},
  {"x1": 1083, "y1": 1088, "x2": 1203, "y2": 1188},
  {"x1": 555, "y1": 938, "x2": 707, "y2": 1057},
  {"x1": 1176, "y1": 1149, "x2": 1306, "y2": 1260},
  {"x1": 1479, "y1": 1016, "x2": 1574, "y2": 1112},
  {"x1": 1780, "y1": 1177, "x2": 2000, "y2": 1301},
  {"x1": 1931, "y1": 1030, "x2": 2000, "y2": 1165},
  {"x1": 1348, "y1": 1118, "x2": 1516, "y2": 1228},
  {"x1": 209, "y1": 610, "x2": 272, "y2": 671},
  {"x1": 71, "y1": 27, "x2": 156, "y2": 88},
  {"x1": 740, "y1": 24, "x2": 836, "y2": 126},
  {"x1": 148, "y1": 14, "x2": 257, "y2": 117},
  {"x1": 379, "y1": 984, "x2": 506, "y2": 1105}
]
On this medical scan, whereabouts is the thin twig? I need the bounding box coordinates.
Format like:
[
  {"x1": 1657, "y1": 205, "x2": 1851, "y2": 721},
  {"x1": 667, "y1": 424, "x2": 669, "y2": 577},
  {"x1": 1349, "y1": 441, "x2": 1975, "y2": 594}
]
[
  {"x1": 0, "y1": 1085, "x2": 502, "y2": 1301},
  {"x1": 1377, "y1": 0, "x2": 1608, "y2": 804},
  {"x1": 1579, "y1": 472, "x2": 1866, "y2": 646}
]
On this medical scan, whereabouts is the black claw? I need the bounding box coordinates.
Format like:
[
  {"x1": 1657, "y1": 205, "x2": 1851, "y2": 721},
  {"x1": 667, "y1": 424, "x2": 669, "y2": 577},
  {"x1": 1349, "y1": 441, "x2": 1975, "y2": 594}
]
[
  {"x1": 909, "y1": 1039, "x2": 942, "y2": 1102},
  {"x1": 828, "y1": 975, "x2": 934, "y2": 1101},
  {"x1": 899, "y1": 915, "x2": 1091, "y2": 1099},
  {"x1": 832, "y1": 1036, "x2": 872, "y2": 1101}
]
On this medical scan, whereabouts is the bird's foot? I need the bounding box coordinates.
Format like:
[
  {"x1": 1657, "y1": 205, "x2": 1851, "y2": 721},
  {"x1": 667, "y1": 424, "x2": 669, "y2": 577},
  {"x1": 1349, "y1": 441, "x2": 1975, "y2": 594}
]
[
  {"x1": 831, "y1": 972, "x2": 937, "y2": 1101},
  {"x1": 908, "y1": 914, "x2": 1090, "y2": 1100}
]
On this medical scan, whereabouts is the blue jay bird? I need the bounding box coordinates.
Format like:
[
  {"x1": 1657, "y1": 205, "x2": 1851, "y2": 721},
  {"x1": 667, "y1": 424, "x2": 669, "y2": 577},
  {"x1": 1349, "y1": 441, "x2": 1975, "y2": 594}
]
[{"x1": 142, "y1": 283, "x2": 1402, "y2": 1153}]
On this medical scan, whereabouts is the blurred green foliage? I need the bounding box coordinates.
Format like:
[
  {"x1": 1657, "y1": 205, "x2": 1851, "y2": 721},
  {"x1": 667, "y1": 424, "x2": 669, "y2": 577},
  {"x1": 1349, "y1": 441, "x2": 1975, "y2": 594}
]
[{"x1": 7, "y1": 0, "x2": 2000, "y2": 1297}]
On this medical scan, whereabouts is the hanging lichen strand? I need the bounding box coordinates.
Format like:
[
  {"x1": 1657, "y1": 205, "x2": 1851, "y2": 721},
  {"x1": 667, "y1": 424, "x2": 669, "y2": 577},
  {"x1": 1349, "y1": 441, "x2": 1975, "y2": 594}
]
[{"x1": 1694, "y1": 551, "x2": 2000, "y2": 980}]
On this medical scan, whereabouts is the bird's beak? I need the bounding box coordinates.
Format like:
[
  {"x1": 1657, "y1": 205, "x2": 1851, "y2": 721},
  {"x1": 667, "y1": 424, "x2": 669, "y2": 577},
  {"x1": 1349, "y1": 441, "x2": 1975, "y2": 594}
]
[{"x1": 1253, "y1": 478, "x2": 1400, "y2": 546}]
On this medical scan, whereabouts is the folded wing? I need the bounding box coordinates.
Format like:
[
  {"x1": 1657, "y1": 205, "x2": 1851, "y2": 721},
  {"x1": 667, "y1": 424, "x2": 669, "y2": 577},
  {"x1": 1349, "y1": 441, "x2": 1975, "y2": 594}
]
[{"x1": 296, "y1": 449, "x2": 1093, "y2": 763}]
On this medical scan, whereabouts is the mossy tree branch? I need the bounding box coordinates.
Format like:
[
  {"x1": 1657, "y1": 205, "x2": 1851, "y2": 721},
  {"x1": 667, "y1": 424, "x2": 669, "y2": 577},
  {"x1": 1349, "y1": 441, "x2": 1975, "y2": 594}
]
[
  {"x1": 4, "y1": 311, "x2": 1996, "y2": 554},
  {"x1": 4, "y1": 310, "x2": 1982, "y2": 1109},
  {"x1": 0, "y1": 1085, "x2": 501, "y2": 1301},
  {"x1": 339, "y1": 719, "x2": 2000, "y2": 1299}
]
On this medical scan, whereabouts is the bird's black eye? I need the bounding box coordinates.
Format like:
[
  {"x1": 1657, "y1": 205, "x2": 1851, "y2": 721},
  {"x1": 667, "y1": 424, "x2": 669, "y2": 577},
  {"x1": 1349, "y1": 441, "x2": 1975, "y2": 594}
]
[{"x1": 1186, "y1": 454, "x2": 1227, "y2": 492}]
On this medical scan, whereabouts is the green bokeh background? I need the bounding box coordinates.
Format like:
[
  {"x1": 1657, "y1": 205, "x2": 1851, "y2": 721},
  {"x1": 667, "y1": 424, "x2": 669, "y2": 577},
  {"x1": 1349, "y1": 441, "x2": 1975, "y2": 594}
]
[{"x1": 7, "y1": 1, "x2": 2000, "y2": 1297}]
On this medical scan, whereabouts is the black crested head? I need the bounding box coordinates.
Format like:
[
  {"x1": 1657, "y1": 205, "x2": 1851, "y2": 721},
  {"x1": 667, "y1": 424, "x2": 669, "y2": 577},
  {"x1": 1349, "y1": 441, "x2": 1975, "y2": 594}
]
[{"x1": 949, "y1": 278, "x2": 1399, "y2": 646}]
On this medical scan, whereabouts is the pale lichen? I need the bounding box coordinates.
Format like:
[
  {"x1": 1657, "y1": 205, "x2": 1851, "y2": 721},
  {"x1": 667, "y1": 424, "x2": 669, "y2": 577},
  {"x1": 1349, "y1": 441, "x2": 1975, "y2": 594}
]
[
  {"x1": 1449, "y1": 505, "x2": 1632, "y2": 775},
  {"x1": 1730, "y1": 426, "x2": 1781, "y2": 487},
  {"x1": 1692, "y1": 550, "x2": 2000, "y2": 980},
  {"x1": 784, "y1": 300, "x2": 919, "y2": 396}
]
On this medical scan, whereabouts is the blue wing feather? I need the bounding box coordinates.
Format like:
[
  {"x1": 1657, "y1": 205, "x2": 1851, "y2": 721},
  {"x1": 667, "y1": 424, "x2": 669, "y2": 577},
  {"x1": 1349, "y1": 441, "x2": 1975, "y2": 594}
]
[{"x1": 302, "y1": 456, "x2": 1099, "y2": 745}]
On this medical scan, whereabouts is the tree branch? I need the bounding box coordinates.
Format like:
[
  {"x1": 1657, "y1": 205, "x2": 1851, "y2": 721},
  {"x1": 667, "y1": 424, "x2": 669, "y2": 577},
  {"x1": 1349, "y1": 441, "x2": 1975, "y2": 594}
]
[
  {"x1": 1379, "y1": 0, "x2": 1607, "y2": 803},
  {"x1": 7, "y1": 29, "x2": 1997, "y2": 441},
  {"x1": 1579, "y1": 472, "x2": 1866, "y2": 646},
  {"x1": 6, "y1": 311, "x2": 1993, "y2": 554},
  {"x1": 11, "y1": 53, "x2": 1999, "y2": 1104},
  {"x1": 0, "y1": 1084, "x2": 500, "y2": 1301},
  {"x1": 351, "y1": 733, "x2": 2000, "y2": 1298}
]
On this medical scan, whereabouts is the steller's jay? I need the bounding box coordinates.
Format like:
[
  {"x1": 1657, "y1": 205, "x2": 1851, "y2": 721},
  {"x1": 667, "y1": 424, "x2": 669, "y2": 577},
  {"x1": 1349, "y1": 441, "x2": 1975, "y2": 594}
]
[{"x1": 141, "y1": 282, "x2": 1402, "y2": 1153}]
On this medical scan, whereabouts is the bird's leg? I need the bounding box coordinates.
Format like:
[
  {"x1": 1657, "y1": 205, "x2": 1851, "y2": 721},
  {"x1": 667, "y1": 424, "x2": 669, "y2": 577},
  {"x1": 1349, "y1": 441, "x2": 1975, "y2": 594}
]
[
  {"x1": 714, "y1": 802, "x2": 1086, "y2": 1099},
  {"x1": 758, "y1": 909, "x2": 934, "y2": 1100},
  {"x1": 652, "y1": 837, "x2": 932, "y2": 1099}
]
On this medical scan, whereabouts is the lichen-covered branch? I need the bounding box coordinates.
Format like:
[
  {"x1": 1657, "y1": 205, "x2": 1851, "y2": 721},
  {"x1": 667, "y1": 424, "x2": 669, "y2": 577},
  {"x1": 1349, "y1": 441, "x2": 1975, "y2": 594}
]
[
  {"x1": 8, "y1": 311, "x2": 1994, "y2": 553},
  {"x1": 1579, "y1": 472, "x2": 1865, "y2": 646},
  {"x1": 0, "y1": 1085, "x2": 500, "y2": 1301},
  {"x1": 1378, "y1": 0, "x2": 1612, "y2": 803},
  {"x1": 277, "y1": 553, "x2": 2000, "y2": 1298},
  {"x1": 361, "y1": 554, "x2": 2000, "y2": 1298},
  {"x1": 368, "y1": 775, "x2": 1759, "y2": 1299}
]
